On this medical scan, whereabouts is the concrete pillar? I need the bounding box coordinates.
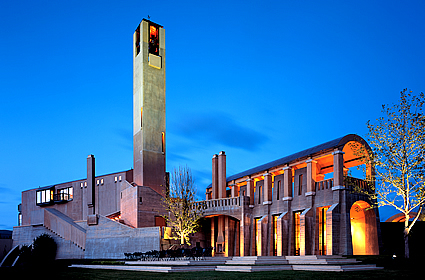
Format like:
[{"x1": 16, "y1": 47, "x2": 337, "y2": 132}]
[
  {"x1": 306, "y1": 159, "x2": 317, "y2": 195},
  {"x1": 246, "y1": 178, "x2": 254, "y2": 206},
  {"x1": 231, "y1": 183, "x2": 237, "y2": 197},
  {"x1": 263, "y1": 173, "x2": 272, "y2": 205},
  {"x1": 224, "y1": 216, "x2": 229, "y2": 257},
  {"x1": 282, "y1": 166, "x2": 293, "y2": 200},
  {"x1": 332, "y1": 150, "x2": 345, "y2": 189},
  {"x1": 218, "y1": 151, "x2": 226, "y2": 198},
  {"x1": 299, "y1": 208, "x2": 313, "y2": 255},
  {"x1": 240, "y1": 214, "x2": 251, "y2": 256},
  {"x1": 87, "y1": 154, "x2": 95, "y2": 215},
  {"x1": 212, "y1": 154, "x2": 218, "y2": 199}
]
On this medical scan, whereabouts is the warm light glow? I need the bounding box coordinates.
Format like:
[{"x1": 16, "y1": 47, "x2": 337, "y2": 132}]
[
  {"x1": 350, "y1": 200, "x2": 372, "y2": 255},
  {"x1": 150, "y1": 25, "x2": 157, "y2": 37}
]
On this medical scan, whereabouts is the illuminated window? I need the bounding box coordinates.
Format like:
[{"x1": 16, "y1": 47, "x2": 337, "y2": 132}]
[
  {"x1": 273, "y1": 215, "x2": 278, "y2": 256},
  {"x1": 114, "y1": 176, "x2": 118, "y2": 183},
  {"x1": 36, "y1": 188, "x2": 54, "y2": 206},
  {"x1": 161, "y1": 132, "x2": 165, "y2": 154},
  {"x1": 149, "y1": 23, "x2": 159, "y2": 55},
  {"x1": 84, "y1": 182, "x2": 87, "y2": 187},
  {"x1": 254, "y1": 217, "x2": 260, "y2": 256},
  {"x1": 119, "y1": 175, "x2": 122, "y2": 181},
  {"x1": 101, "y1": 178, "x2": 104, "y2": 185},
  {"x1": 298, "y1": 174, "x2": 303, "y2": 195},
  {"x1": 318, "y1": 206, "x2": 330, "y2": 255},
  {"x1": 80, "y1": 182, "x2": 83, "y2": 189},
  {"x1": 56, "y1": 187, "x2": 73, "y2": 202},
  {"x1": 96, "y1": 180, "x2": 100, "y2": 186},
  {"x1": 294, "y1": 211, "x2": 301, "y2": 256}
]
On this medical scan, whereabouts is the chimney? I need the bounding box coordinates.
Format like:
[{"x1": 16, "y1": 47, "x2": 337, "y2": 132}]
[
  {"x1": 212, "y1": 154, "x2": 218, "y2": 199},
  {"x1": 218, "y1": 151, "x2": 226, "y2": 198},
  {"x1": 87, "y1": 154, "x2": 98, "y2": 225},
  {"x1": 87, "y1": 154, "x2": 95, "y2": 214}
]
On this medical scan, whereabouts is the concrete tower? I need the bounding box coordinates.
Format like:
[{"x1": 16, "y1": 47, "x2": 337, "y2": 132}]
[{"x1": 133, "y1": 19, "x2": 166, "y2": 195}]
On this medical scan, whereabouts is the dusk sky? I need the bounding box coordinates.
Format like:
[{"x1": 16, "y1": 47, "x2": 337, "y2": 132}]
[{"x1": 1, "y1": 0, "x2": 425, "y2": 230}]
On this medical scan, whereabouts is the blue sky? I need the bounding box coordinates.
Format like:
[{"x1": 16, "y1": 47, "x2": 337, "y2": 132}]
[{"x1": 1, "y1": 0, "x2": 425, "y2": 230}]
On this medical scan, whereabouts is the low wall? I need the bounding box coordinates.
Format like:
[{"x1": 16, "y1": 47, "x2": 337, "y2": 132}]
[{"x1": 83, "y1": 215, "x2": 161, "y2": 259}]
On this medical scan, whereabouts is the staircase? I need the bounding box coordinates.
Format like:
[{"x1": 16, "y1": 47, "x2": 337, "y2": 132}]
[{"x1": 43, "y1": 208, "x2": 86, "y2": 250}]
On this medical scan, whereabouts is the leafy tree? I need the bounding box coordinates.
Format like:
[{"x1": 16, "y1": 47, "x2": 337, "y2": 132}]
[
  {"x1": 351, "y1": 89, "x2": 425, "y2": 258},
  {"x1": 162, "y1": 166, "x2": 204, "y2": 246}
]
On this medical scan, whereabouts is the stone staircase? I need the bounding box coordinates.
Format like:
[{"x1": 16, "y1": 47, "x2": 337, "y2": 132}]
[{"x1": 76, "y1": 255, "x2": 383, "y2": 273}]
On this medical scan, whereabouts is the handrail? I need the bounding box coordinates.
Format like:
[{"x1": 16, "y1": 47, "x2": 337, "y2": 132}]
[
  {"x1": 43, "y1": 208, "x2": 86, "y2": 249},
  {"x1": 195, "y1": 196, "x2": 241, "y2": 210}
]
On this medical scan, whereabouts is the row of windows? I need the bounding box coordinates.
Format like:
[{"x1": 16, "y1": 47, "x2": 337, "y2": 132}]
[
  {"x1": 36, "y1": 187, "x2": 73, "y2": 206},
  {"x1": 79, "y1": 175, "x2": 123, "y2": 188}
]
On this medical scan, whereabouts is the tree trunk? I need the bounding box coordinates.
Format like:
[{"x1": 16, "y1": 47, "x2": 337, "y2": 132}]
[
  {"x1": 181, "y1": 234, "x2": 184, "y2": 245},
  {"x1": 404, "y1": 217, "x2": 409, "y2": 258}
]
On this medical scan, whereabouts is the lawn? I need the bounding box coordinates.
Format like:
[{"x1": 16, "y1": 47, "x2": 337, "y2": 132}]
[{"x1": 2, "y1": 256, "x2": 420, "y2": 280}]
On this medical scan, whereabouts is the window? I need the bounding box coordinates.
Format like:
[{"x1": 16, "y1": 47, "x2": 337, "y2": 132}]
[
  {"x1": 294, "y1": 211, "x2": 301, "y2": 255},
  {"x1": 114, "y1": 176, "x2": 118, "y2": 183},
  {"x1": 36, "y1": 188, "x2": 53, "y2": 206},
  {"x1": 318, "y1": 206, "x2": 330, "y2": 255},
  {"x1": 298, "y1": 174, "x2": 303, "y2": 195},
  {"x1": 119, "y1": 175, "x2": 122, "y2": 181},
  {"x1": 149, "y1": 23, "x2": 159, "y2": 55},
  {"x1": 161, "y1": 132, "x2": 165, "y2": 154},
  {"x1": 273, "y1": 215, "x2": 278, "y2": 256},
  {"x1": 101, "y1": 178, "x2": 104, "y2": 185},
  {"x1": 277, "y1": 180, "x2": 281, "y2": 200},
  {"x1": 56, "y1": 187, "x2": 73, "y2": 201},
  {"x1": 97, "y1": 180, "x2": 100, "y2": 186}
]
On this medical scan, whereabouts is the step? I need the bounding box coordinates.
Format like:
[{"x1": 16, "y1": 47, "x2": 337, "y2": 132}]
[{"x1": 216, "y1": 265, "x2": 292, "y2": 272}]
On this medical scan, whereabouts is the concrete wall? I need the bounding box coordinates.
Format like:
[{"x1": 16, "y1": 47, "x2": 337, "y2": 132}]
[{"x1": 83, "y1": 216, "x2": 161, "y2": 259}]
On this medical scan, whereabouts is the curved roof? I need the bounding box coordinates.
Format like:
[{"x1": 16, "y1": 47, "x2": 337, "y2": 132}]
[{"x1": 220, "y1": 134, "x2": 368, "y2": 184}]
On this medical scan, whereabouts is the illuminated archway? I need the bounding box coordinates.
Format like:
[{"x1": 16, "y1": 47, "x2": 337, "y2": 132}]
[{"x1": 350, "y1": 200, "x2": 379, "y2": 255}]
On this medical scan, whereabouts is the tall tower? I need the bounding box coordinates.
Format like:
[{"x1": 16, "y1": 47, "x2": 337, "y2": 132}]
[{"x1": 133, "y1": 19, "x2": 166, "y2": 195}]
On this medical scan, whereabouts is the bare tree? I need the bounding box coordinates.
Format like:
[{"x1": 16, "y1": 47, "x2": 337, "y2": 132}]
[
  {"x1": 162, "y1": 166, "x2": 203, "y2": 246},
  {"x1": 351, "y1": 89, "x2": 425, "y2": 258}
]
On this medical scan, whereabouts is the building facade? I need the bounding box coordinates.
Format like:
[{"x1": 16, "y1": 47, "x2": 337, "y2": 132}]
[
  {"x1": 9, "y1": 19, "x2": 168, "y2": 260},
  {"x1": 197, "y1": 134, "x2": 381, "y2": 257},
  {"x1": 6, "y1": 19, "x2": 381, "y2": 262}
]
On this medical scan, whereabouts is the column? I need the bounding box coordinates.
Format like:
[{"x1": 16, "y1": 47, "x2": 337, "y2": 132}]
[
  {"x1": 218, "y1": 151, "x2": 226, "y2": 198},
  {"x1": 212, "y1": 154, "x2": 218, "y2": 199},
  {"x1": 305, "y1": 159, "x2": 317, "y2": 195},
  {"x1": 282, "y1": 166, "x2": 293, "y2": 200},
  {"x1": 263, "y1": 173, "x2": 272, "y2": 205},
  {"x1": 246, "y1": 178, "x2": 254, "y2": 206}
]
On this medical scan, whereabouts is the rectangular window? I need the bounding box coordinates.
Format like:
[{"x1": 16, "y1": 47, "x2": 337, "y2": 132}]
[
  {"x1": 294, "y1": 211, "x2": 301, "y2": 256},
  {"x1": 55, "y1": 187, "x2": 73, "y2": 202},
  {"x1": 298, "y1": 174, "x2": 303, "y2": 195},
  {"x1": 254, "y1": 217, "x2": 259, "y2": 256},
  {"x1": 277, "y1": 180, "x2": 281, "y2": 200},
  {"x1": 149, "y1": 23, "x2": 159, "y2": 55},
  {"x1": 273, "y1": 215, "x2": 278, "y2": 256},
  {"x1": 258, "y1": 185, "x2": 262, "y2": 204},
  {"x1": 36, "y1": 188, "x2": 53, "y2": 206},
  {"x1": 161, "y1": 132, "x2": 165, "y2": 154},
  {"x1": 318, "y1": 206, "x2": 330, "y2": 255}
]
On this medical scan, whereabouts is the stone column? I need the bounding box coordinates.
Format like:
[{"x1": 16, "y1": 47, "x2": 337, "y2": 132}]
[
  {"x1": 240, "y1": 213, "x2": 251, "y2": 256},
  {"x1": 212, "y1": 154, "x2": 218, "y2": 199},
  {"x1": 231, "y1": 183, "x2": 237, "y2": 197},
  {"x1": 263, "y1": 173, "x2": 272, "y2": 205},
  {"x1": 332, "y1": 150, "x2": 345, "y2": 190},
  {"x1": 211, "y1": 218, "x2": 216, "y2": 256},
  {"x1": 218, "y1": 151, "x2": 226, "y2": 198},
  {"x1": 246, "y1": 178, "x2": 254, "y2": 206},
  {"x1": 282, "y1": 166, "x2": 293, "y2": 200},
  {"x1": 306, "y1": 159, "x2": 317, "y2": 195}
]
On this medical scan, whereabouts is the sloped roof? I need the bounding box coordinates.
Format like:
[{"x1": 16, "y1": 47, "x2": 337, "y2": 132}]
[{"x1": 211, "y1": 134, "x2": 366, "y2": 185}]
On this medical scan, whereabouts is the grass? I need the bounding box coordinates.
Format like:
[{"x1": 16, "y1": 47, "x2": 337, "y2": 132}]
[{"x1": 1, "y1": 255, "x2": 420, "y2": 280}]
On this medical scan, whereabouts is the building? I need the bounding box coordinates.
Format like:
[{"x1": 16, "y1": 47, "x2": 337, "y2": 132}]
[
  {"x1": 195, "y1": 134, "x2": 381, "y2": 257},
  {"x1": 6, "y1": 19, "x2": 381, "y2": 262},
  {"x1": 8, "y1": 19, "x2": 167, "y2": 260}
]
